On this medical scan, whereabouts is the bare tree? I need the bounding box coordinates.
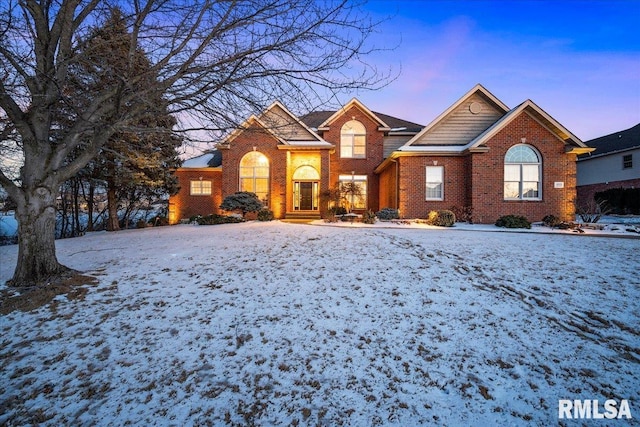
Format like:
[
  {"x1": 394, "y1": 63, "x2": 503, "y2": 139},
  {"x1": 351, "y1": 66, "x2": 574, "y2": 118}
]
[{"x1": 0, "y1": 0, "x2": 390, "y2": 286}]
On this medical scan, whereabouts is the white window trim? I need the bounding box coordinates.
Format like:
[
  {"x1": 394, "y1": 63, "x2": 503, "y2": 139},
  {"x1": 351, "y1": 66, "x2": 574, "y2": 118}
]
[
  {"x1": 338, "y1": 174, "x2": 368, "y2": 209},
  {"x1": 425, "y1": 166, "x2": 444, "y2": 201},
  {"x1": 340, "y1": 120, "x2": 366, "y2": 159},
  {"x1": 190, "y1": 180, "x2": 212, "y2": 196},
  {"x1": 504, "y1": 144, "x2": 542, "y2": 201}
]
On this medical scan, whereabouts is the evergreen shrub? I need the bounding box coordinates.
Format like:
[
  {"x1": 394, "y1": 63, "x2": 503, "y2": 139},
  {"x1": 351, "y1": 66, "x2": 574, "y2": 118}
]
[{"x1": 495, "y1": 215, "x2": 531, "y2": 229}]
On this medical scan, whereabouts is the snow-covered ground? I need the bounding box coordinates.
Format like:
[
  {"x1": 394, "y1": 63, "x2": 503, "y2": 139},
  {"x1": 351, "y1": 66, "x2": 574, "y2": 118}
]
[{"x1": 1, "y1": 221, "x2": 639, "y2": 426}]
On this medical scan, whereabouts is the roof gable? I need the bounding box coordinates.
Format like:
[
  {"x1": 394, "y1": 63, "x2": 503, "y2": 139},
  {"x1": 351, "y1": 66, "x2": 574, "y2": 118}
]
[
  {"x1": 469, "y1": 99, "x2": 588, "y2": 151},
  {"x1": 222, "y1": 101, "x2": 329, "y2": 147},
  {"x1": 259, "y1": 101, "x2": 324, "y2": 142},
  {"x1": 404, "y1": 84, "x2": 510, "y2": 147},
  {"x1": 317, "y1": 98, "x2": 391, "y2": 130}
]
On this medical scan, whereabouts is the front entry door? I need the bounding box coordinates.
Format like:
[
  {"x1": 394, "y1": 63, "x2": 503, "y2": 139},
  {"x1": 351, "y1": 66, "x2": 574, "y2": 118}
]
[
  {"x1": 299, "y1": 182, "x2": 313, "y2": 210},
  {"x1": 294, "y1": 181, "x2": 319, "y2": 211}
]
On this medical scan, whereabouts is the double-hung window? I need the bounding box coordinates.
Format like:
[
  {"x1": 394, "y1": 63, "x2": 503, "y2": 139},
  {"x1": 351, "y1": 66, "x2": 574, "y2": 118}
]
[{"x1": 426, "y1": 166, "x2": 444, "y2": 200}]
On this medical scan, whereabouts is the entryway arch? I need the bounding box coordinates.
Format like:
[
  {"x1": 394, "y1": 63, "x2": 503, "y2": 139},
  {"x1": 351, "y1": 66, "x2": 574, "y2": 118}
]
[{"x1": 293, "y1": 165, "x2": 320, "y2": 211}]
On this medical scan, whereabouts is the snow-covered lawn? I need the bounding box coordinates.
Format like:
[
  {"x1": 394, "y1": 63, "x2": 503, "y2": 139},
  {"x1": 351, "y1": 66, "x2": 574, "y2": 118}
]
[{"x1": 1, "y1": 222, "x2": 639, "y2": 426}]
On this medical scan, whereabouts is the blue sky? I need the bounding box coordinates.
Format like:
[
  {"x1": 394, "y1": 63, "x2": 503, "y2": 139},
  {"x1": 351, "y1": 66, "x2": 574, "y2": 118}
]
[{"x1": 347, "y1": 0, "x2": 640, "y2": 141}]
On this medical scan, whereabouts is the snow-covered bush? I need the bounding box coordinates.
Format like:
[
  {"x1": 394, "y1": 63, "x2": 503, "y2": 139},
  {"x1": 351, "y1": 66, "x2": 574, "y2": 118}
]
[
  {"x1": 376, "y1": 207, "x2": 399, "y2": 220},
  {"x1": 220, "y1": 192, "x2": 263, "y2": 217}
]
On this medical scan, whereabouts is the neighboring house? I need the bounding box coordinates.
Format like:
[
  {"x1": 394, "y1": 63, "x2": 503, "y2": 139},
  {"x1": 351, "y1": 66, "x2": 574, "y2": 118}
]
[
  {"x1": 169, "y1": 84, "x2": 592, "y2": 224},
  {"x1": 576, "y1": 123, "x2": 640, "y2": 207}
]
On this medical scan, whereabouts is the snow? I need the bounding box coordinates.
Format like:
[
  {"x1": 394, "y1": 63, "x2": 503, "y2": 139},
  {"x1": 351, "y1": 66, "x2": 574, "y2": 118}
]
[
  {"x1": 1, "y1": 221, "x2": 639, "y2": 425},
  {"x1": 181, "y1": 152, "x2": 216, "y2": 168}
]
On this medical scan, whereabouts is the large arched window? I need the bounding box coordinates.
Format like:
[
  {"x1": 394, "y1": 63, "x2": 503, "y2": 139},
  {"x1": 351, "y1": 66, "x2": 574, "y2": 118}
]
[
  {"x1": 504, "y1": 145, "x2": 541, "y2": 200},
  {"x1": 239, "y1": 151, "x2": 269, "y2": 202},
  {"x1": 340, "y1": 120, "x2": 366, "y2": 158}
]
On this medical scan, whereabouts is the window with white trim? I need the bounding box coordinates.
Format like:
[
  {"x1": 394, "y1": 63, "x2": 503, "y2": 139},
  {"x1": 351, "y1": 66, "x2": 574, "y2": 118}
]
[
  {"x1": 339, "y1": 174, "x2": 367, "y2": 209},
  {"x1": 504, "y1": 145, "x2": 541, "y2": 200},
  {"x1": 623, "y1": 154, "x2": 632, "y2": 169},
  {"x1": 426, "y1": 166, "x2": 444, "y2": 200},
  {"x1": 340, "y1": 120, "x2": 366, "y2": 158},
  {"x1": 239, "y1": 151, "x2": 269, "y2": 202},
  {"x1": 190, "y1": 180, "x2": 212, "y2": 195}
]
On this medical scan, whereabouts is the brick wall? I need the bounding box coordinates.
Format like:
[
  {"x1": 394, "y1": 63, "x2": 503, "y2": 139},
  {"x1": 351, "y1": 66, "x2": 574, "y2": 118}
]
[
  {"x1": 221, "y1": 124, "x2": 288, "y2": 218},
  {"x1": 320, "y1": 105, "x2": 385, "y2": 212},
  {"x1": 397, "y1": 156, "x2": 470, "y2": 219},
  {"x1": 169, "y1": 169, "x2": 222, "y2": 223},
  {"x1": 470, "y1": 112, "x2": 577, "y2": 223}
]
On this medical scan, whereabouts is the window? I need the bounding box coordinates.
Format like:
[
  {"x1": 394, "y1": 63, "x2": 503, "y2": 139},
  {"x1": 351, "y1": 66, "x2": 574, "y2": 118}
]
[
  {"x1": 190, "y1": 180, "x2": 212, "y2": 195},
  {"x1": 426, "y1": 166, "x2": 444, "y2": 200},
  {"x1": 504, "y1": 145, "x2": 541, "y2": 200},
  {"x1": 340, "y1": 120, "x2": 366, "y2": 158},
  {"x1": 623, "y1": 154, "x2": 633, "y2": 169},
  {"x1": 339, "y1": 174, "x2": 367, "y2": 209},
  {"x1": 239, "y1": 151, "x2": 269, "y2": 202}
]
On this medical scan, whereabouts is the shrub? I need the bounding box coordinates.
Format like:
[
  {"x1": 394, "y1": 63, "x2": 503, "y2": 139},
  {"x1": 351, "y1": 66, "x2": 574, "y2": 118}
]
[
  {"x1": 220, "y1": 192, "x2": 263, "y2": 217},
  {"x1": 450, "y1": 206, "x2": 473, "y2": 223},
  {"x1": 257, "y1": 209, "x2": 274, "y2": 221},
  {"x1": 426, "y1": 210, "x2": 456, "y2": 227},
  {"x1": 542, "y1": 214, "x2": 561, "y2": 227},
  {"x1": 328, "y1": 206, "x2": 347, "y2": 216},
  {"x1": 323, "y1": 211, "x2": 338, "y2": 223},
  {"x1": 495, "y1": 215, "x2": 531, "y2": 229},
  {"x1": 362, "y1": 209, "x2": 377, "y2": 224},
  {"x1": 136, "y1": 219, "x2": 148, "y2": 229},
  {"x1": 594, "y1": 188, "x2": 640, "y2": 214},
  {"x1": 376, "y1": 207, "x2": 399, "y2": 220},
  {"x1": 196, "y1": 214, "x2": 244, "y2": 225}
]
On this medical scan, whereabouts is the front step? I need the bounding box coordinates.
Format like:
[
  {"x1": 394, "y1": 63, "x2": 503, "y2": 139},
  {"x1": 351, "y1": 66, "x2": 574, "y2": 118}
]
[{"x1": 283, "y1": 212, "x2": 321, "y2": 221}]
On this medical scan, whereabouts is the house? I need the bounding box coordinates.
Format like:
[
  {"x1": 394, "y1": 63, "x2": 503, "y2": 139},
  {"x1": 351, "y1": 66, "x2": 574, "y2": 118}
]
[
  {"x1": 576, "y1": 123, "x2": 640, "y2": 209},
  {"x1": 169, "y1": 84, "x2": 592, "y2": 224}
]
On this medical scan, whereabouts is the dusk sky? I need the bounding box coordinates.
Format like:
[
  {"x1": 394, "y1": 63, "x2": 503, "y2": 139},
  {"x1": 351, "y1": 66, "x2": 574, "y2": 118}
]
[{"x1": 347, "y1": 0, "x2": 639, "y2": 141}]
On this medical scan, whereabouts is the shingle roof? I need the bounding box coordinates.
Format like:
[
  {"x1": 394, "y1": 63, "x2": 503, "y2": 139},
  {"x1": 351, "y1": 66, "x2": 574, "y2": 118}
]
[
  {"x1": 579, "y1": 123, "x2": 640, "y2": 159},
  {"x1": 300, "y1": 111, "x2": 423, "y2": 132}
]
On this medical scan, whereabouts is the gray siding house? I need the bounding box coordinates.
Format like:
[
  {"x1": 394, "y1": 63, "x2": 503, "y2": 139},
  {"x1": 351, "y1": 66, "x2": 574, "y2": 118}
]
[{"x1": 577, "y1": 123, "x2": 640, "y2": 207}]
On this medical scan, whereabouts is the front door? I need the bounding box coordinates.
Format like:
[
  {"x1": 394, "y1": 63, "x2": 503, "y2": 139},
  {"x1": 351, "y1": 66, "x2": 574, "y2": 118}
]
[
  {"x1": 299, "y1": 182, "x2": 313, "y2": 210},
  {"x1": 294, "y1": 181, "x2": 319, "y2": 211}
]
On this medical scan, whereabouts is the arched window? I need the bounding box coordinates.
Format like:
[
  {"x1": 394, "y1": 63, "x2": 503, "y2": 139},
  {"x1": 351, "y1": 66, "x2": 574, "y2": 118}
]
[
  {"x1": 504, "y1": 145, "x2": 541, "y2": 200},
  {"x1": 239, "y1": 151, "x2": 269, "y2": 202},
  {"x1": 340, "y1": 120, "x2": 366, "y2": 158}
]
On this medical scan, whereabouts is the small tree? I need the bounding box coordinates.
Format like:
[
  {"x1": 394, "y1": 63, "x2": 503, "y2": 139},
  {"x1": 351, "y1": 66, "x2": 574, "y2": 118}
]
[
  {"x1": 340, "y1": 182, "x2": 364, "y2": 213},
  {"x1": 220, "y1": 192, "x2": 264, "y2": 218}
]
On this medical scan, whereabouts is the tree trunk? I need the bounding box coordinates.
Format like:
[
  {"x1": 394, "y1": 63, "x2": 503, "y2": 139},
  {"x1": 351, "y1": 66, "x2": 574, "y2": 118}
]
[
  {"x1": 86, "y1": 181, "x2": 95, "y2": 232},
  {"x1": 10, "y1": 186, "x2": 70, "y2": 286},
  {"x1": 106, "y1": 185, "x2": 120, "y2": 232}
]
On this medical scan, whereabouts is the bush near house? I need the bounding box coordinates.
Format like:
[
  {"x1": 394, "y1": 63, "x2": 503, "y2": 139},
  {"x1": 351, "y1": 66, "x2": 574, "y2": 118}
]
[
  {"x1": 257, "y1": 209, "x2": 274, "y2": 222},
  {"x1": 376, "y1": 207, "x2": 399, "y2": 220},
  {"x1": 362, "y1": 209, "x2": 376, "y2": 224},
  {"x1": 426, "y1": 210, "x2": 456, "y2": 227},
  {"x1": 195, "y1": 214, "x2": 244, "y2": 225},
  {"x1": 542, "y1": 215, "x2": 561, "y2": 227},
  {"x1": 496, "y1": 215, "x2": 531, "y2": 229},
  {"x1": 220, "y1": 192, "x2": 263, "y2": 217},
  {"x1": 450, "y1": 206, "x2": 473, "y2": 223}
]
